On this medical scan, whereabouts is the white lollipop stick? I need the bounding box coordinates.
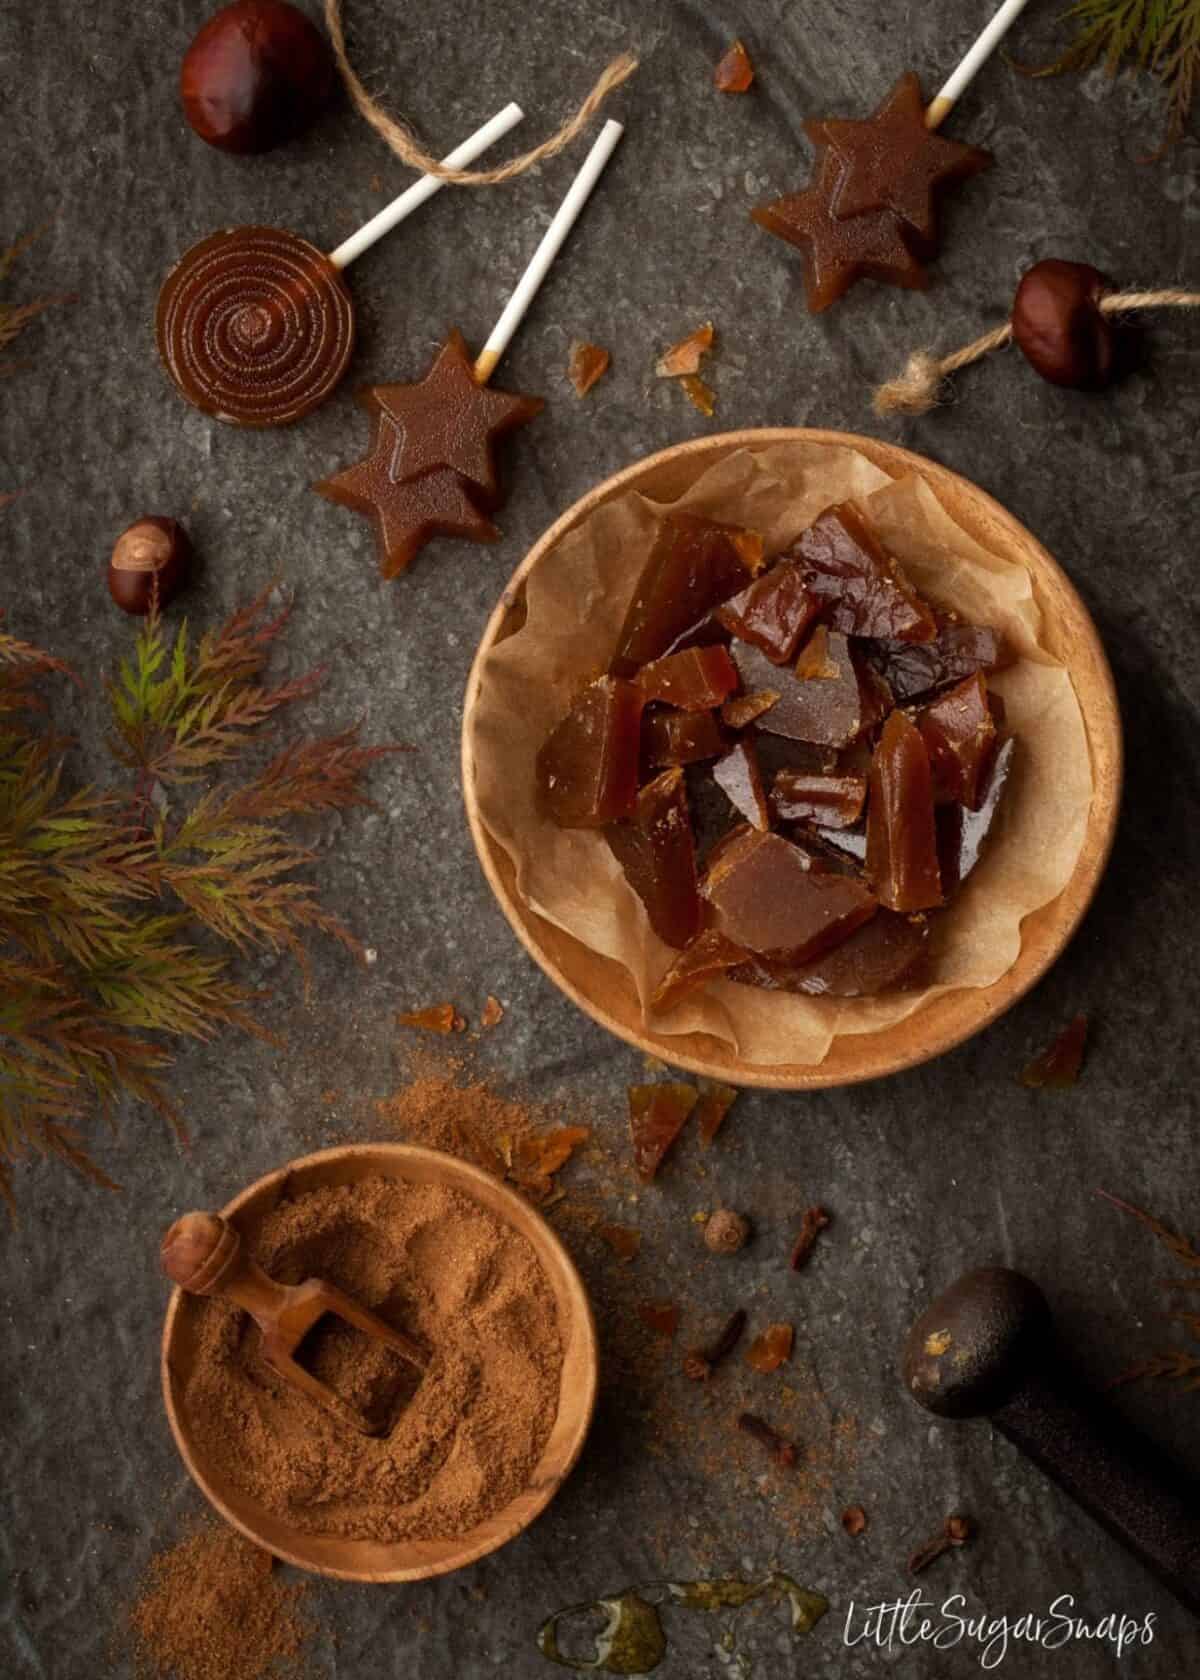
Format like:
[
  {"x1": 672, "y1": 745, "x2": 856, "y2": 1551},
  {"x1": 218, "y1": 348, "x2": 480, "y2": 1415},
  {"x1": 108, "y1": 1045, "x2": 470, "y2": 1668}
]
[
  {"x1": 474, "y1": 119, "x2": 624, "y2": 383},
  {"x1": 328, "y1": 102, "x2": 525, "y2": 269},
  {"x1": 925, "y1": 0, "x2": 1032, "y2": 130}
]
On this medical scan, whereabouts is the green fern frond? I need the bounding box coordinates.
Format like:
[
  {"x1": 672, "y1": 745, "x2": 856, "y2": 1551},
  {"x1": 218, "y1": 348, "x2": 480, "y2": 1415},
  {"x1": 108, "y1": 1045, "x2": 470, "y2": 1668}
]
[
  {"x1": 0, "y1": 588, "x2": 393, "y2": 1205},
  {"x1": 1031, "y1": 0, "x2": 1200, "y2": 151}
]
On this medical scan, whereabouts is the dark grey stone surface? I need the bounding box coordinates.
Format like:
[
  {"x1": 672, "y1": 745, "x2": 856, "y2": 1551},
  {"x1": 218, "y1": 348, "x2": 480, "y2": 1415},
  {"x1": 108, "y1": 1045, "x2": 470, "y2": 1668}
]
[{"x1": 1, "y1": 2, "x2": 1198, "y2": 1675}]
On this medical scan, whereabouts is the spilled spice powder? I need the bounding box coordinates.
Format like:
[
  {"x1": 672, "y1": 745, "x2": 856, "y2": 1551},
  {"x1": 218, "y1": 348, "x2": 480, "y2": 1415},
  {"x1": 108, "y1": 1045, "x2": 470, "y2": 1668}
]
[
  {"x1": 377, "y1": 1067, "x2": 536, "y2": 1173},
  {"x1": 180, "y1": 1176, "x2": 563, "y2": 1543},
  {"x1": 371, "y1": 1052, "x2": 861, "y2": 1549},
  {"x1": 129, "y1": 1524, "x2": 312, "y2": 1680},
  {"x1": 375, "y1": 1064, "x2": 592, "y2": 1207}
]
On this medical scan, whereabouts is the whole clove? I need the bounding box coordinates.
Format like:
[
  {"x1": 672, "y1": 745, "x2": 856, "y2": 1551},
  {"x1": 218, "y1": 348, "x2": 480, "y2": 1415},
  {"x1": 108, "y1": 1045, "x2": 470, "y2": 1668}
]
[
  {"x1": 736, "y1": 1411, "x2": 797, "y2": 1467},
  {"x1": 683, "y1": 1308, "x2": 747, "y2": 1381},
  {"x1": 908, "y1": 1514, "x2": 973, "y2": 1575},
  {"x1": 789, "y1": 1205, "x2": 831, "y2": 1270}
]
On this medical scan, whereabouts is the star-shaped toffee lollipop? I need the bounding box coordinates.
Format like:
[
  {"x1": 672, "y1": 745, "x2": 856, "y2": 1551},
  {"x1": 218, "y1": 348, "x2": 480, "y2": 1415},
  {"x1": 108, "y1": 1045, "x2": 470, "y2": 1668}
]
[
  {"x1": 314, "y1": 120, "x2": 624, "y2": 580},
  {"x1": 751, "y1": 149, "x2": 928, "y2": 314},
  {"x1": 810, "y1": 73, "x2": 990, "y2": 246},
  {"x1": 752, "y1": 0, "x2": 1023, "y2": 313},
  {"x1": 371, "y1": 329, "x2": 544, "y2": 507},
  {"x1": 314, "y1": 409, "x2": 499, "y2": 578},
  {"x1": 155, "y1": 104, "x2": 530, "y2": 427}
]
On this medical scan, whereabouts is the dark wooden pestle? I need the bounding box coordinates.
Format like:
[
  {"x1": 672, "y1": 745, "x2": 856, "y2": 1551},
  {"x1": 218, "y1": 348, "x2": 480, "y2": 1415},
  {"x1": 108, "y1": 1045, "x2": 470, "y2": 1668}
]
[{"x1": 902, "y1": 1267, "x2": 1200, "y2": 1615}]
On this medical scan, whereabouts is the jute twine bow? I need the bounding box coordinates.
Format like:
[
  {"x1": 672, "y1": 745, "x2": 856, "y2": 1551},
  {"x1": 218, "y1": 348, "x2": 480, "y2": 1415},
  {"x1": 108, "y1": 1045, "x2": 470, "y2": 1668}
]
[
  {"x1": 324, "y1": 0, "x2": 637, "y2": 185},
  {"x1": 873, "y1": 288, "x2": 1200, "y2": 417}
]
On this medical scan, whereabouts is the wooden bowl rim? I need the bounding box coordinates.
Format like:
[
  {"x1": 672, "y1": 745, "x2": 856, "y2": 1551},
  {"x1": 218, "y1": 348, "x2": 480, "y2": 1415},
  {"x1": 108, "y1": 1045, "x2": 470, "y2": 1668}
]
[
  {"x1": 161, "y1": 1142, "x2": 599, "y2": 1582},
  {"x1": 462, "y1": 427, "x2": 1123, "y2": 1090}
]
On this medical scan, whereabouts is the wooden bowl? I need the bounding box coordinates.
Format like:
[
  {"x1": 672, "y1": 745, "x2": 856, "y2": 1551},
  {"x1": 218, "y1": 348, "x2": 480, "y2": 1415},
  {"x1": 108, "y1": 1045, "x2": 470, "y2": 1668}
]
[
  {"x1": 161, "y1": 1143, "x2": 598, "y2": 1582},
  {"x1": 462, "y1": 429, "x2": 1122, "y2": 1089}
]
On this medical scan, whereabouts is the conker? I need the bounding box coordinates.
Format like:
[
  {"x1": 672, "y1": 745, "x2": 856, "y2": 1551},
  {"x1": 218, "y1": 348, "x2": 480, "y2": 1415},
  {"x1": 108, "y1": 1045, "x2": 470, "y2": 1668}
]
[
  {"x1": 108, "y1": 518, "x2": 192, "y2": 615},
  {"x1": 180, "y1": 0, "x2": 336, "y2": 154},
  {"x1": 1011, "y1": 259, "x2": 1114, "y2": 389}
]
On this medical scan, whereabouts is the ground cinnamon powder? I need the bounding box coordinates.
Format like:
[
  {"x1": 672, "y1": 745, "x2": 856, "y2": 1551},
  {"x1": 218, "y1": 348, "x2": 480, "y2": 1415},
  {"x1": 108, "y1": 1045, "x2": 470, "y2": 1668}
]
[
  {"x1": 129, "y1": 1524, "x2": 312, "y2": 1680},
  {"x1": 374, "y1": 1066, "x2": 549, "y2": 1175},
  {"x1": 180, "y1": 1175, "x2": 562, "y2": 1543}
]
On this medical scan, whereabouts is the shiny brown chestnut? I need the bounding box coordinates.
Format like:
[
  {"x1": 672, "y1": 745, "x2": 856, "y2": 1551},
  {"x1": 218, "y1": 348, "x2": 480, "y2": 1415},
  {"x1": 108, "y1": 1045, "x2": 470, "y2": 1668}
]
[
  {"x1": 108, "y1": 518, "x2": 192, "y2": 615},
  {"x1": 1011, "y1": 259, "x2": 1114, "y2": 389},
  {"x1": 180, "y1": 0, "x2": 336, "y2": 155}
]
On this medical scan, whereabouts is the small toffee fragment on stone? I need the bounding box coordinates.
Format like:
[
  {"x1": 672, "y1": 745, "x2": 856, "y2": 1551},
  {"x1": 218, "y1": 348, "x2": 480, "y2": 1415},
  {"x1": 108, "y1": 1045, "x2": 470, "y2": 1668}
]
[
  {"x1": 714, "y1": 40, "x2": 755, "y2": 93},
  {"x1": 638, "y1": 1300, "x2": 680, "y2": 1336},
  {"x1": 745, "y1": 1322, "x2": 794, "y2": 1372},
  {"x1": 1020, "y1": 1014, "x2": 1088, "y2": 1089},
  {"x1": 398, "y1": 1003, "x2": 463, "y2": 1033},
  {"x1": 656, "y1": 322, "x2": 715, "y2": 378},
  {"x1": 628, "y1": 1082, "x2": 700, "y2": 1181},
  {"x1": 599, "y1": 1223, "x2": 643, "y2": 1262},
  {"x1": 567, "y1": 340, "x2": 610, "y2": 397}
]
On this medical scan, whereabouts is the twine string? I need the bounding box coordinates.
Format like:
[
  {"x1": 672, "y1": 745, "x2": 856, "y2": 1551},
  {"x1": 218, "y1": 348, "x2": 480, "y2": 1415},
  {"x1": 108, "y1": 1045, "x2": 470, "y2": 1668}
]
[
  {"x1": 873, "y1": 288, "x2": 1200, "y2": 418},
  {"x1": 325, "y1": 0, "x2": 636, "y2": 186}
]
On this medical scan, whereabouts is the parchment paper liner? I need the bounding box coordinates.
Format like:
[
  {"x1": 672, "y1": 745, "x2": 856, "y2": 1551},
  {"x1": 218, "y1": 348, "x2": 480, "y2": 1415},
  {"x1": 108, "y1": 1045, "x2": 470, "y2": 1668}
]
[{"x1": 469, "y1": 442, "x2": 1093, "y2": 1067}]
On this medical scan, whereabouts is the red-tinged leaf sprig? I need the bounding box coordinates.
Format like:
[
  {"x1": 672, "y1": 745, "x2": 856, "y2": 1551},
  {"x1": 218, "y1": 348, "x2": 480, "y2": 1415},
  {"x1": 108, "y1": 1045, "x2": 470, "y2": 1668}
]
[
  {"x1": 1098, "y1": 1187, "x2": 1200, "y2": 1393},
  {"x1": 0, "y1": 589, "x2": 396, "y2": 1205},
  {"x1": 0, "y1": 226, "x2": 72, "y2": 371}
]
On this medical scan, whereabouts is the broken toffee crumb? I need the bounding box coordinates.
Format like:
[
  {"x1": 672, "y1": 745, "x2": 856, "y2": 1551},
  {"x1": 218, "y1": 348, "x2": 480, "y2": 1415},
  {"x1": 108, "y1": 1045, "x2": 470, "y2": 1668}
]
[
  {"x1": 628, "y1": 1081, "x2": 699, "y2": 1180},
  {"x1": 397, "y1": 1002, "x2": 464, "y2": 1033},
  {"x1": 714, "y1": 40, "x2": 755, "y2": 93},
  {"x1": 568, "y1": 340, "x2": 611, "y2": 397},
  {"x1": 655, "y1": 321, "x2": 715, "y2": 378},
  {"x1": 722, "y1": 689, "x2": 780, "y2": 729},
  {"x1": 745, "y1": 1322, "x2": 794, "y2": 1372},
  {"x1": 842, "y1": 1505, "x2": 868, "y2": 1536},
  {"x1": 638, "y1": 1299, "x2": 681, "y2": 1337},
  {"x1": 481, "y1": 994, "x2": 504, "y2": 1028},
  {"x1": 695, "y1": 1081, "x2": 738, "y2": 1147},
  {"x1": 789, "y1": 1205, "x2": 831, "y2": 1270},
  {"x1": 511, "y1": 1125, "x2": 590, "y2": 1200},
  {"x1": 599, "y1": 1222, "x2": 643, "y2": 1262},
  {"x1": 1020, "y1": 1014, "x2": 1088, "y2": 1088},
  {"x1": 680, "y1": 372, "x2": 716, "y2": 416}
]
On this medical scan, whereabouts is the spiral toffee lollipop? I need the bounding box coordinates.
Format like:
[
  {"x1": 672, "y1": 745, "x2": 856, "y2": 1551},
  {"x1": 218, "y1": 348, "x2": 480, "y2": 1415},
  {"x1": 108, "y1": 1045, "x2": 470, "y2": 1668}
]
[
  {"x1": 157, "y1": 225, "x2": 355, "y2": 426},
  {"x1": 155, "y1": 102, "x2": 525, "y2": 428}
]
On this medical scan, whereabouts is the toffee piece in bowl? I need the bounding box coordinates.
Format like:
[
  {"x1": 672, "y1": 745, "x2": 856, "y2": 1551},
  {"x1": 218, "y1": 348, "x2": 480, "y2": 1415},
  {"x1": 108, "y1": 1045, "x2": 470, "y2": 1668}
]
[
  {"x1": 462, "y1": 429, "x2": 1122, "y2": 1090},
  {"x1": 161, "y1": 1144, "x2": 598, "y2": 1582}
]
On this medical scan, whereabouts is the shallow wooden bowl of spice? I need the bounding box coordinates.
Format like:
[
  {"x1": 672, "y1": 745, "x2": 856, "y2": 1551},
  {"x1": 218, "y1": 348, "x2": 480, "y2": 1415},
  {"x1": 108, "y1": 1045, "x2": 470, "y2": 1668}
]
[
  {"x1": 462, "y1": 428, "x2": 1122, "y2": 1090},
  {"x1": 161, "y1": 1143, "x2": 598, "y2": 1582}
]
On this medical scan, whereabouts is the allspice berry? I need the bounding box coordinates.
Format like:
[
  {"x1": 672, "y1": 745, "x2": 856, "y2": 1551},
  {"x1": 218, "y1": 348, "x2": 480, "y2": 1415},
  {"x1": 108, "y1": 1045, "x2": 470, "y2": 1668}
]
[
  {"x1": 108, "y1": 517, "x2": 191, "y2": 615},
  {"x1": 704, "y1": 1208, "x2": 750, "y2": 1254},
  {"x1": 1011, "y1": 259, "x2": 1114, "y2": 389}
]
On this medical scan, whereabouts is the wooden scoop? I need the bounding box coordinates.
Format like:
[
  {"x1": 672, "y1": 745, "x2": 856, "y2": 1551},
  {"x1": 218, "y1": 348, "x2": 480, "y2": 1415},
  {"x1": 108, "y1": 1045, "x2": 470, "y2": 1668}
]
[{"x1": 161, "y1": 1211, "x2": 427, "y2": 1436}]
